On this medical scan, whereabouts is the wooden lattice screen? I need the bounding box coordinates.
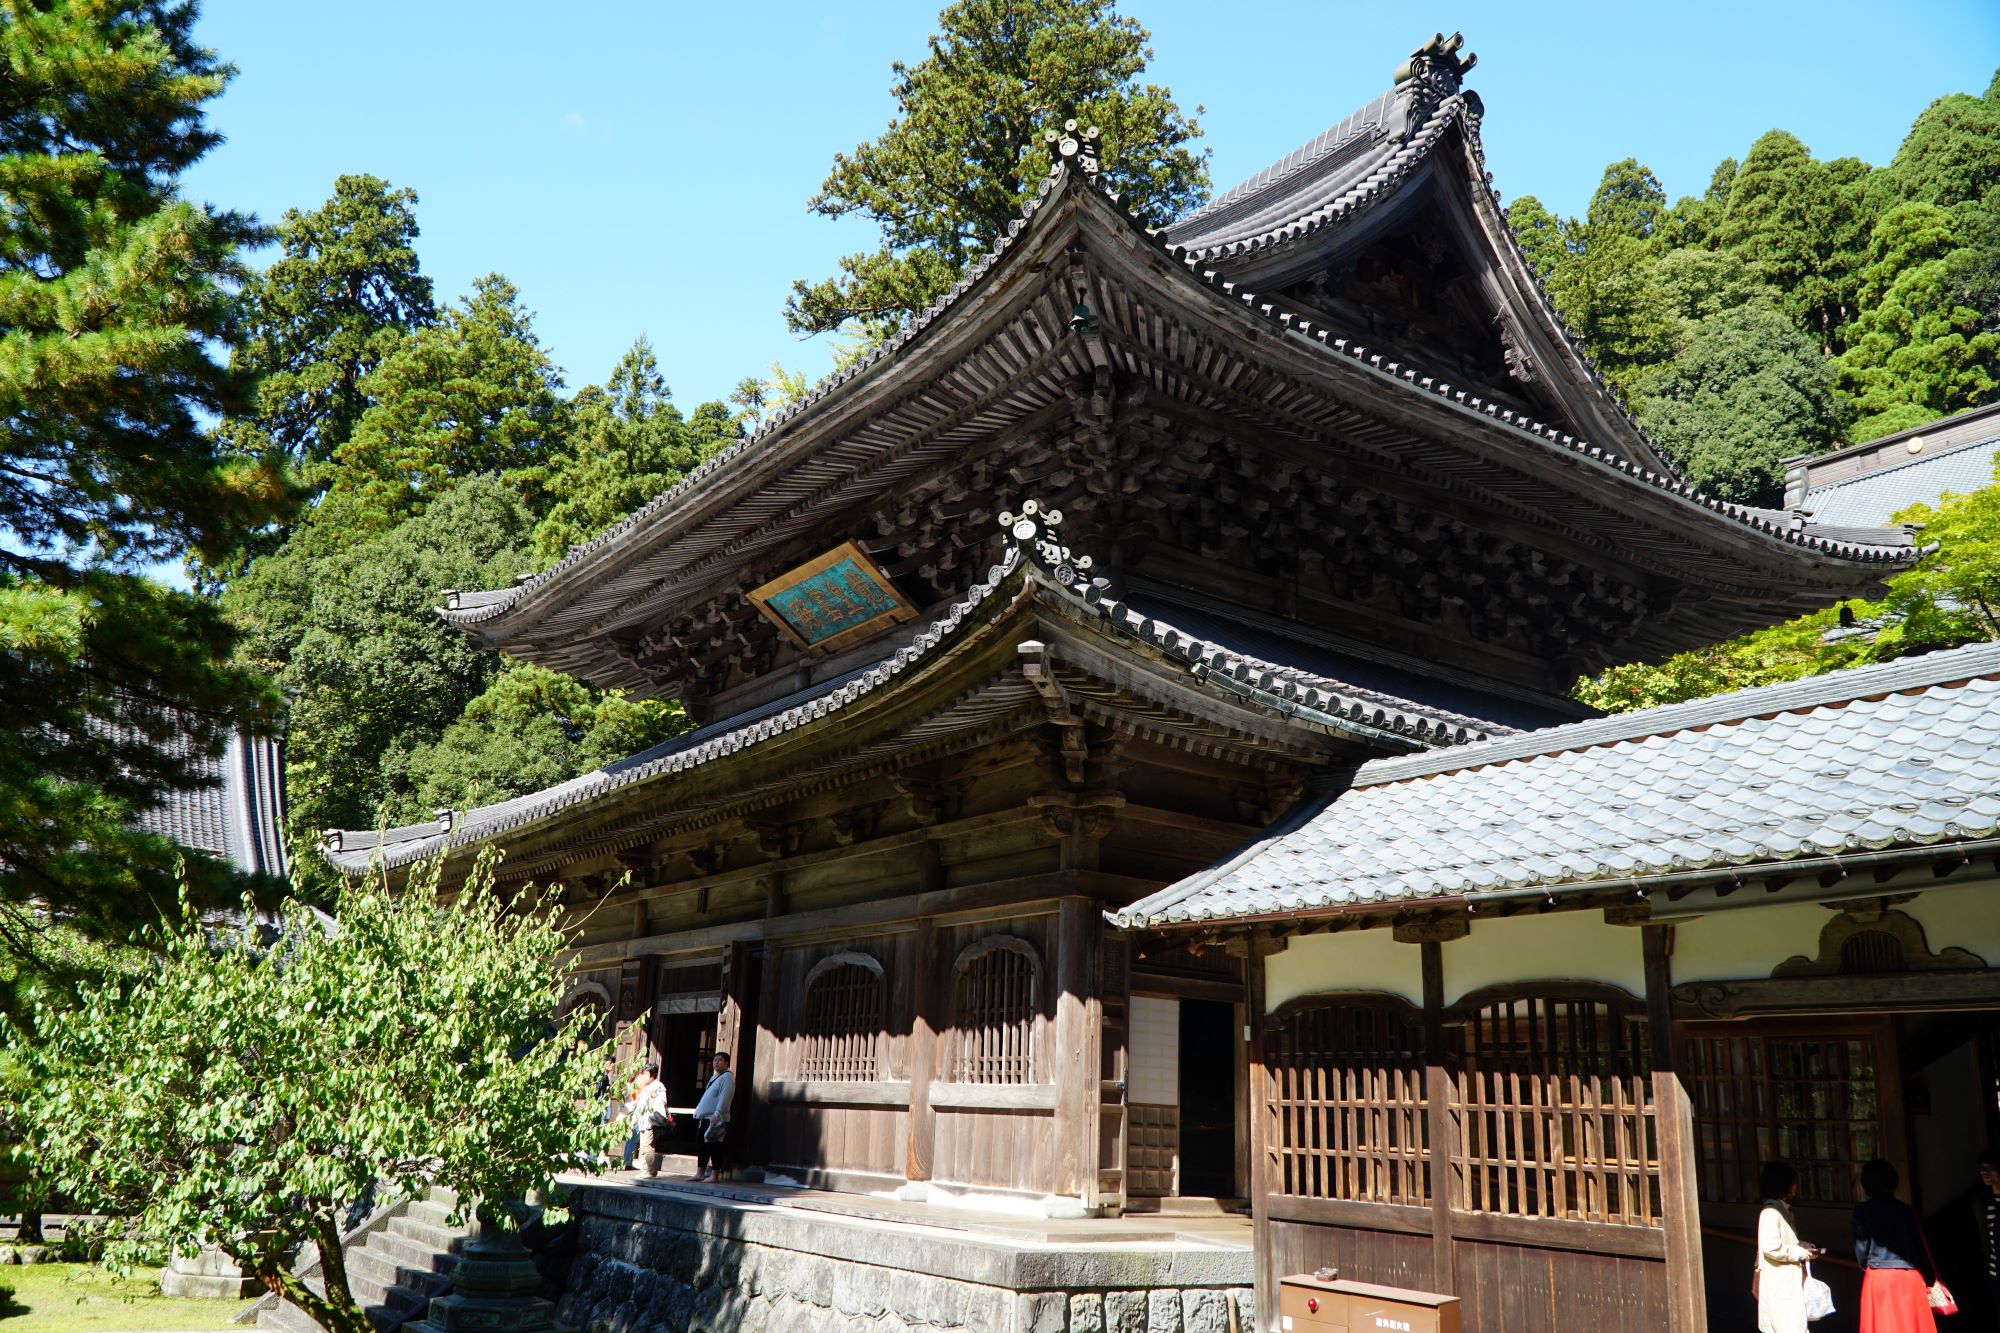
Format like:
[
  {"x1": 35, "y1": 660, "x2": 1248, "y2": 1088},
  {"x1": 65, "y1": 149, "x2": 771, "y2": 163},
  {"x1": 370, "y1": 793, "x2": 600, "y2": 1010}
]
[
  {"x1": 797, "y1": 958, "x2": 883, "y2": 1081},
  {"x1": 947, "y1": 938, "x2": 1040, "y2": 1084},
  {"x1": 1681, "y1": 1027, "x2": 1883, "y2": 1207},
  {"x1": 1449, "y1": 991, "x2": 1660, "y2": 1226},
  {"x1": 1265, "y1": 999, "x2": 1430, "y2": 1205}
]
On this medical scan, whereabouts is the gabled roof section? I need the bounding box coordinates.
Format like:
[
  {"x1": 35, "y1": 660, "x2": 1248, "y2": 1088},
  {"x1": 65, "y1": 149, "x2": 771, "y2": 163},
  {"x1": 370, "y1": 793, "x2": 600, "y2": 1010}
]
[
  {"x1": 336, "y1": 521, "x2": 1515, "y2": 877},
  {"x1": 1162, "y1": 32, "x2": 1675, "y2": 476},
  {"x1": 1114, "y1": 641, "x2": 2000, "y2": 928}
]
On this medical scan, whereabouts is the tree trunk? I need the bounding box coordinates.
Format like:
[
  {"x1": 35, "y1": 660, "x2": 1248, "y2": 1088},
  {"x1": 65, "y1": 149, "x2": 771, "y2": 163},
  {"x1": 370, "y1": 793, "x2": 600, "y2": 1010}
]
[{"x1": 14, "y1": 1210, "x2": 41, "y2": 1244}]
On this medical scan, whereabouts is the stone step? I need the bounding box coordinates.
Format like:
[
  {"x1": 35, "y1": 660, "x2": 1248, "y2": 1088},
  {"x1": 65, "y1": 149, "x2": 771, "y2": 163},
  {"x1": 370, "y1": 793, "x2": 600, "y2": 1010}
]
[
  {"x1": 363, "y1": 1227, "x2": 460, "y2": 1276},
  {"x1": 404, "y1": 1198, "x2": 461, "y2": 1230},
  {"x1": 346, "y1": 1245, "x2": 452, "y2": 1298},
  {"x1": 385, "y1": 1214, "x2": 465, "y2": 1252}
]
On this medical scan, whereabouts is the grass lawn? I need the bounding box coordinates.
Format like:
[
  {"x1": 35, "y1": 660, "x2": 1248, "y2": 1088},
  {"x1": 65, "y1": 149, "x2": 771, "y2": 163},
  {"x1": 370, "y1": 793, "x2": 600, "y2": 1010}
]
[{"x1": 0, "y1": 1263, "x2": 254, "y2": 1332}]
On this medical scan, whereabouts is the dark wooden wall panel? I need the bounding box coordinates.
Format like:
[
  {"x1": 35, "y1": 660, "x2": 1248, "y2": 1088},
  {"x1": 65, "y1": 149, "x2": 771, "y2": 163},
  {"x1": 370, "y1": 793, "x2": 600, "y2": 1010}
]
[
  {"x1": 1452, "y1": 1238, "x2": 1665, "y2": 1333},
  {"x1": 765, "y1": 1102, "x2": 908, "y2": 1179},
  {"x1": 1267, "y1": 1218, "x2": 1435, "y2": 1293},
  {"x1": 933, "y1": 1106, "x2": 1057, "y2": 1194}
]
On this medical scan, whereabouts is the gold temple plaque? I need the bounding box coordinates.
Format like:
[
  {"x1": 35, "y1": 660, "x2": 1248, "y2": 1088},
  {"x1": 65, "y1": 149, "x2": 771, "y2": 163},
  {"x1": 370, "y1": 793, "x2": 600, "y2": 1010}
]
[{"x1": 747, "y1": 541, "x2": 918, "y2": 654}]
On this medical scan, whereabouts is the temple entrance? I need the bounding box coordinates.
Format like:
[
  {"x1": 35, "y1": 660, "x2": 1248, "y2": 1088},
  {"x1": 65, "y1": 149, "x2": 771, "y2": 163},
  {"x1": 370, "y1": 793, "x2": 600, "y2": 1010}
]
[
  {"x1": 1178, "y1": 999, "x2": 1238, "y2": 1198},
  {"x1": 650, "y1": 1011, "x2": 716, "y2": 1157},
  {"x1": 1124, "y1": 990, "x2": 1244, "y2": 1207},
  {"x1": 1687, "y1": 1005, "x2": 2000, "y2": 1332}
]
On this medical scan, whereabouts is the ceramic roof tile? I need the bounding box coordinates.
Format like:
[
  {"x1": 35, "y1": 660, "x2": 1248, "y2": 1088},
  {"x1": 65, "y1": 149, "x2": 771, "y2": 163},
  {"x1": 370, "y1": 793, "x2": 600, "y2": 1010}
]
[
  {"x1": 1802, "y1": 432, "x2": 2000, "y2": 527},
  {"x1": 1114, "y1": 640, "x2": 2000, "y2": 927},
  {"x1": 133, "y1": 731, "x2": 288, "y2": 878}
]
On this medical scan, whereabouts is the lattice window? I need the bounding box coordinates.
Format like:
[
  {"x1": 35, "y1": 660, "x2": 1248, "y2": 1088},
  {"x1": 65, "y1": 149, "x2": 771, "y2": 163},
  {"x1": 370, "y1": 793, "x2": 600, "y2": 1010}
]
[
  {"x1": 1448, "y1": 988, "x2": 1659, "y2": 1226},
  {"x1": 946, "y1": 937, "x2": 1040, "y2": 1084},
  {"x1": 797, "y1": 954, "x2": 884, "y2": 1082},
  {"x1": 1682, "y1": 1027, "x2": 1882, "y2": 1207},
  {"x1": 1265, "y1": 998, "x2": 1430, "y2": 1206}
]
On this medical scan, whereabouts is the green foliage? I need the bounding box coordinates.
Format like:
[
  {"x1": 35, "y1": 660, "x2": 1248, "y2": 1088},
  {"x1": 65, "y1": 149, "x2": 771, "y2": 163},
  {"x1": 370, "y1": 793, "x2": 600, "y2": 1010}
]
[
  {"x1": 8, "y1": 853, "x2": 613, "y2": 1333},
  {"x1": 236, "y1": 175, "x2": 436, "y2": 467},
  {"x1": 1576, "y1": 458, "x2": 2000, "y2": 711},
  {"x1": 1835, "y1": 202, "x2": 2000, "y2": 438},
  {"x1": 0, "y1": 0, "x2": 292, "y2": 1004},
  {"x1": 227, "y1": 477, "x2": 536, "y2": 842},
  {"x1": 786, "y1": 0, "x2": 1208, "y2": 338},
  {"x1": 1509, "y1": 67, "x2": 2000, "y2": 497},
  {"x1": 333, "y1": 274, "x2": 567, "y2": 527},
  {"x1": 531, "y1": 338, "x2": 738, "y2": 562},
  {"x1": 389, "y1": 663, "x2": 686, "y2": 816},
  {"x1": 1630, "y1": 303, "x2": 1849, "y2": 504}
]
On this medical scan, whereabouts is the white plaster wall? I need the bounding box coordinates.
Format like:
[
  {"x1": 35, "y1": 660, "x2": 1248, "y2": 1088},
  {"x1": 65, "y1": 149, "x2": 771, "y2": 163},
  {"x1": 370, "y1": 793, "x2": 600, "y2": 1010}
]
[
  {"x1": 1672, "y1": 877, "x2": 2000, "y2": 983},
  {"x1": 1264, "y1": 929, "x2": 1423, "y2": 1013},
  {"x1": 1127, "y1": 995, "x2": 1180, "y2": 1106},
  {"x1": 1900, "y1": 877, "x2": 2000, "y2": 966},
  {"x1": 1672, "y1": 900, "x2": 1832, "y2": 983},
  {"x1": 1439, "y1": 911, "x2": 1646, "y2": 1004}
]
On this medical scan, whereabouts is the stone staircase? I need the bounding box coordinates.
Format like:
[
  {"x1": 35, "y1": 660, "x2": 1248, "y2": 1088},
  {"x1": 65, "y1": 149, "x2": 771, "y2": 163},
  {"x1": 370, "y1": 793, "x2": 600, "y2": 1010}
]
[{"x1": 252, "y1": 1189, "x2": 471, "y2": 1333}]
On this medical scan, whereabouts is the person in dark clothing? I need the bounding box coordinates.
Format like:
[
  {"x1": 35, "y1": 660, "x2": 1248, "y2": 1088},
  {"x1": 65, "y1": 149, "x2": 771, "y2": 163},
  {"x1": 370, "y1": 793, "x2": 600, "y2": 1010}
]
[
  {"x1": 1853, "y1": 1158, "x2": 1937, "y2": 1333},
  {"x1": 1978, "y1": 1150, "x2": 2000, "y2": 1325}
]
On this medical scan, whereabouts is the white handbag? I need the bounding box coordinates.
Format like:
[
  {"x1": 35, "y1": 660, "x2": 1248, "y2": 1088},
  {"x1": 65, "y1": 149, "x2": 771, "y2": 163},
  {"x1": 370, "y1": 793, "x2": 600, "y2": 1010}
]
[{"x1": 1802, "y1": 1263, "x2": 1836, "y2": 1322}]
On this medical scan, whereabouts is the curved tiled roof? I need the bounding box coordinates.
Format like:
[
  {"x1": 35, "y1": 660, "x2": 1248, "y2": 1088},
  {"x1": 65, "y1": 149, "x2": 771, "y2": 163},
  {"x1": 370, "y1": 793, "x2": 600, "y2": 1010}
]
[
  {"x1": 440, "y1": 46, "x2": 1917, "y2": 649},
  {"x1": 336, "y1": 548, "x2": 1523, "y2": 876},
  {"x1": 135, "y1": 731, "x2": 288, "y2": 878},
  {"x1": 1114, "y1": 640, "x2": 2000, "y2": 927}
]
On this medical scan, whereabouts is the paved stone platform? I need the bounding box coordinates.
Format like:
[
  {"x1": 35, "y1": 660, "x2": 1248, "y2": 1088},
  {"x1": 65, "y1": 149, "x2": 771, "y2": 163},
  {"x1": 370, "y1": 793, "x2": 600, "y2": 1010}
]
[{"x1": 555, "y1": 1173, "x2": 1254, "y2": 1332}]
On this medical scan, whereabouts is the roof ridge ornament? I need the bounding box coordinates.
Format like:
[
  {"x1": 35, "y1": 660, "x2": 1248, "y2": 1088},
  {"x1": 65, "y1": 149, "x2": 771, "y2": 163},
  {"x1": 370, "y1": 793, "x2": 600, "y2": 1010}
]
[
  {"x1": 999, "y1": 500, "x2": 1094, "y2": 586},
  {"x1": 1044, "y1": 119, "x2": 1101, "y2": 178},
  {"x1": 1393, "y1": 31, "x2": 1476, "y2": 109}
]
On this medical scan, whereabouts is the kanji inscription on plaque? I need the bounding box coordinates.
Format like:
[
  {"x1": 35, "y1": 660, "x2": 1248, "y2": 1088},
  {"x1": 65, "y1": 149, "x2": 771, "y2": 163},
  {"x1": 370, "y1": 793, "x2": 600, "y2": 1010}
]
[{"x1": 748, "y1": 541, "x2": 917, "y2": 653}]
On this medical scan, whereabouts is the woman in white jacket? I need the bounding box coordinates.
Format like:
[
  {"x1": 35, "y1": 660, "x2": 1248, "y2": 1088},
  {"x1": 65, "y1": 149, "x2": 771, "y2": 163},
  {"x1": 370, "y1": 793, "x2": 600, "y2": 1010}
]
[{"x1": 1757, "y1": 1161, "x2": 1824, "y2": 1333}]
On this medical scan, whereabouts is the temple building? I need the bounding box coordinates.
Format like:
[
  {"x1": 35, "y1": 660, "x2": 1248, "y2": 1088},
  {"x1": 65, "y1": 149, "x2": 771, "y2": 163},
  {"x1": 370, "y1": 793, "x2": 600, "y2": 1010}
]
[{"x1": 323, "y1": 35, "x2": 2000, "y2": 1333}]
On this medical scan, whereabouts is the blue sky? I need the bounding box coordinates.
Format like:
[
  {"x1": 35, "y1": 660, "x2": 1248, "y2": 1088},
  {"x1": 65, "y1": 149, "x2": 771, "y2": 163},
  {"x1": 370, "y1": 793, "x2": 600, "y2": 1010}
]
[{"x1": 185, "y1": 1, "x2": 2000, "y2": 410}]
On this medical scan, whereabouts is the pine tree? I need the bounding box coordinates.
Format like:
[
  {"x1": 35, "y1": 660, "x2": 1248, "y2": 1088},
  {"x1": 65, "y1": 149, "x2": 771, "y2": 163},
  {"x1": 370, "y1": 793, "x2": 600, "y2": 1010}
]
[
  {"x1": 786, "y1": 0, "x2": 1209, "y2": 339},
  {"x1": 333, "y1": 274, "x2": 567, "y2": 528},
  {"x1": 0, "y1": 0, "x2": 291, "y2": 1000},
  {"x1": 235, "y1": 175, "x2": 436, "y2": 467}
]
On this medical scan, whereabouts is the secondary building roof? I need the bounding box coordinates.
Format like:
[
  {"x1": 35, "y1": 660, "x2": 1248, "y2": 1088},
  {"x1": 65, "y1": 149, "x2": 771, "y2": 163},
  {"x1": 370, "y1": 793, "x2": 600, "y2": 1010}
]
[
  {"x1": 1800, "y1": 424, "x2": 2000, "y2": 528},
  {"x1": 136, "y1": 731, "x2": 289, "y2": 879},
  {"x1": 1114, "y1": 641, "x2": 2000, "y2": 928}
]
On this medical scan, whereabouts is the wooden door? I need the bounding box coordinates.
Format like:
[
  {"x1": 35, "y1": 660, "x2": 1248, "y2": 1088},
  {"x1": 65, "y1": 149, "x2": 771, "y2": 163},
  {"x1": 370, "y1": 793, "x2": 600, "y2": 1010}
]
[{"x1": 1093, "y1": 936, "x2": 1131, "y2": 1211}]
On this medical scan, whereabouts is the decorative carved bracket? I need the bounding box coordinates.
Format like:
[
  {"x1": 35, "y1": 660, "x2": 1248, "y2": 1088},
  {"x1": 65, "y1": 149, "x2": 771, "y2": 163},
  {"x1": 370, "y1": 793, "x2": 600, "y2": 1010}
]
[
  {"x1": 685, "y1": 845, "x2": 728, "y2": 877},
  {"x1": 1773, "y1": 906, "x2": 1984, "y2": 978},
  {"x1": 893, "y1": 774, "x2": 966, "y2": 827},
  {"x1": 1028, "y1": 790, "x2": 1125, "y2": 839},
  {"x1": 828, "y1": 803, "x2": 884, "y2": 847},
  {"x1": 747, "y1": 818, "x2": 809, "y2": 861},
  {"x1": 1019, "y1": 639, "x2": 1093, "y2": 786}
]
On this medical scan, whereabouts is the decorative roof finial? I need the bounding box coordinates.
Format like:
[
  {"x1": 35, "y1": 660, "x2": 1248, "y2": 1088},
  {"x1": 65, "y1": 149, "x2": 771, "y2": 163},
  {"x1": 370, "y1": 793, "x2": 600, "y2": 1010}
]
[
  {"x1": 1044, "y1": 119, "x2": 1102, "y2": 177},
  {"x1": 999, "y1": 500, "x2": 1093, "y2": 586},
  {"x1": 1394, "y1": 31, "x2": 1476, "y2": 107}
]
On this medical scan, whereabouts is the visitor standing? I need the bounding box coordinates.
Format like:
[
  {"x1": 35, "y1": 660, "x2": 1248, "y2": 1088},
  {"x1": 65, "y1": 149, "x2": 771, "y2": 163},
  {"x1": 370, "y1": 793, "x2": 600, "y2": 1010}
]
[
  {"x1": 620, "y1": 1064, "x2": 659, "y2": 1170},
  {"x1": 692, "y1": 1051, "x2": 734, "y2": 1183},
  {"x1": 1852, "y1": 1158, "x2": 1937, "y2": 1333},
  {"x1": 632, "y1": 1064, "x2": 669, "y2": 1177},
  {"x1": 1758, "y1": 1161, "x2": 1823, "y2": 1333}
]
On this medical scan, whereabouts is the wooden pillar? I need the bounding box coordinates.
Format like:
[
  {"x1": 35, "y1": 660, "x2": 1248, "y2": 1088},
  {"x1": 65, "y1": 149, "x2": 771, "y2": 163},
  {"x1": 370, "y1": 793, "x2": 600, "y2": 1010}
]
[
  {"x1": 905, "y1": 913, "x2": 940, "y2": 1184},
  {"x1": 749, "y1": 942, "x2": 783, "y2": 1169},
  {"x1": 1246, "y1": 933, "x2": 1280, "y2": 1332},
  {"x1": 1052, "y1": 896, "x2": 1097, "y2": 1201},
  {"x1": 1421, "y1": 940, "x2": 1457, "y2": 1296},
  {"x1": 1645, "y1": 923, "x2": 1706, "y2": 1333}
]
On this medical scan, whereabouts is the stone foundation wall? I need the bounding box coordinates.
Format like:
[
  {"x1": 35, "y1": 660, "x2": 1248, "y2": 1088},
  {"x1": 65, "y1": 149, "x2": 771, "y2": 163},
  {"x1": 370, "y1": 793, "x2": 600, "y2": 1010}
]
[{"x1": 555, "y1": 1185, "x2": 1255, "y2": 1333}]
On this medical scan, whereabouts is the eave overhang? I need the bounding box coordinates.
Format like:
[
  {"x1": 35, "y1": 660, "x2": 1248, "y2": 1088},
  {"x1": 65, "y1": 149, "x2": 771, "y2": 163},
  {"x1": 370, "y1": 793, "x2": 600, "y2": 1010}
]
[{"x1": 440, "y1": 131, "x2": 1918, "y2": 691}]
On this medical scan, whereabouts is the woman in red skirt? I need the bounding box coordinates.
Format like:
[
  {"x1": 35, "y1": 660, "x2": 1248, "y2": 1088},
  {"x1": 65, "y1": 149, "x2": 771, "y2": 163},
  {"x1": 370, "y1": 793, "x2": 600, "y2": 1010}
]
[{"x1": 1852, "y1": 1158, "x2": 1938, "y2": 1333}]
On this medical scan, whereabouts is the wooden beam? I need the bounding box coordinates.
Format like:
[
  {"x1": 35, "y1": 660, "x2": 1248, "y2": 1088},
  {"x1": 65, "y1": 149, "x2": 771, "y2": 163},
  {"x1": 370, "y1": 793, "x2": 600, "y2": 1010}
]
[
  {"x1": 1421, "y1": 940, "x2": 1457, "y2": 1296},
  {"x1": 1644, "y1": 923, "x2": 1704, "y2": 1333},
  {"x1": 1246, "y1": 933, "x2": 1280, "y2": 1331},
  {"x1": 904, "y1": 914, "x2": 940, "y2": 1185},
  {"x1": 1052, "y1": 897, "x2": 1097, "y2": 1201}
]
